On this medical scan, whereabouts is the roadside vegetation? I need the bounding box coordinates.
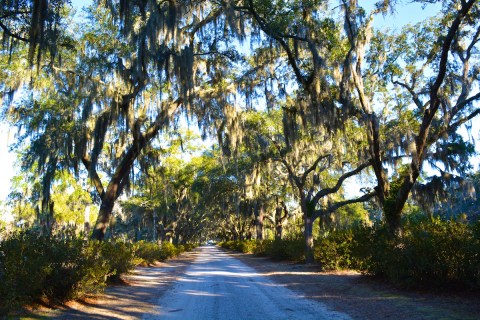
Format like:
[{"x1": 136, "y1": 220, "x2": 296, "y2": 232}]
[
  {"x1": 220, "y1": 216, "x2": 480, "y2": 289},
  {"x1": 0, "y1": 230, "x2": 196, "y2": 313}
]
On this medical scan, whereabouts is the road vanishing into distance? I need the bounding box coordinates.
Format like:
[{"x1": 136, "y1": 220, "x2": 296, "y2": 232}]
[{"x1": 144, "y1": 246, "x2": 351, "y2": 320}]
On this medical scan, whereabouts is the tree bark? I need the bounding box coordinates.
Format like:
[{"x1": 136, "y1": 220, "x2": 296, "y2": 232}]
[
  {"x1": 91, "y1": 189, "x2": 116, "y2": 240},
  {"x1": 274, "y1": 205, "x2": 283, "y2": 240},
  {"x1": 254, "y1": 201, "x2": 264, "y2": 240},
  {"x1": 304, "y1": 215, "x2": 314, "y2": 264}
]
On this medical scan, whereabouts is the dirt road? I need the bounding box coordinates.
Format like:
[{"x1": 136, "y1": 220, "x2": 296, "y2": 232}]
[
  {"x1": 144, "y1": 245, "x2": 350, "y2": 319},
  {"x1": 27, "y1": 245, "x2": 480, "y2": 319}
]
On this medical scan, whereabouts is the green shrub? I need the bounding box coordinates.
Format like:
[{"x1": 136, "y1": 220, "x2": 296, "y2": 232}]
[
  {"x1": 238, "y1": 240, "x2": 257, "y2": 253},
  {"x1": 349, "y1": 219, "x2": 480, "y2": 289},
  {"x1": 253, "y1": 239, "x2": 271, "y2": 256},
  {"x1": 0, "y1": 232, "x2": 52, "y2": 310},
  {"x1": 220, "y1": 239, "x2": 304, "y2": 261},
  {"x1": 176, "y1": 244, "x2": 186, "y2": 255},
  {"x1": 219, "y1": 240, "x2": 237, "y2": 251},
  {"x1": 76, "y1": 241, "x2": 111, "y2": 296},
  {"x1": 265, "y1": 238, "x2": 304, "y2": 261},
  {"x1": 183, "y1": 243, "x2": 198, "y2": 252},
  {"x1": 135, "y1": 241, "x2": 162, "y2": 265},
  {"x1": 0, "y1": 232, "x2": 138, "y2": 312},
  {"x1": 134, "y1": 241, "x2": 196, "y2": 265},
  {"x1": 0, "y1": 233, "x2": 198, "y2": 313},
  {"x1": 99, "y1": 241, "x2": 136, "y2": 282},
  {"x1": 388, "y1": 219, "x2": 479, "y2": 288},
  {"x1": 42, "y1": 238, "x2": 87, "y2": 303},
  {"x1": 219, "y1": 240, "x2": 258, "y2": 253},
  {"x1": 315, "y1": 229, "x2": 354, "y2": 271},
  {"x1": 159, "y1": 241, "x2": 178, "y2": 261}
]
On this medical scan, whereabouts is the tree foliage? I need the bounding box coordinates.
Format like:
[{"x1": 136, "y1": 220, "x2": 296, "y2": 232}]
[{"x1": 0, "y1": 0, "x2": 479, "y2": 265}]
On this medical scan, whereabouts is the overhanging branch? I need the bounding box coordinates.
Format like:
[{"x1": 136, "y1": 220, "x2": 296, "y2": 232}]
[
  {"x1": 312, "y1": 160, "x2": 372, "y2": 204},
  {"x1": 313, "y1": 191, "x2": 377, "y2": 220}
]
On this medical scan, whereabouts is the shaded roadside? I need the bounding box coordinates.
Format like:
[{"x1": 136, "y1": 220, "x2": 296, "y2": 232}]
[
  {"x1": 227, "y1": 250, "x2": 480, "y2": 320},
  {"x1": 8, "y1": 249, "x2": 201, "y2": 320}
]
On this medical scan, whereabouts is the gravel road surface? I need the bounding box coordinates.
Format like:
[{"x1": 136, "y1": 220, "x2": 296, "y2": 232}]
[{"x1": 145, "y1": 246, "x2": 351, "y2": 320}]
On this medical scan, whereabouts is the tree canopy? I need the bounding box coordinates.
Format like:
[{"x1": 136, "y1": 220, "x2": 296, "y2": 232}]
[{"x1": 1, "y1": 0, "x2": 479, "y2": 262}]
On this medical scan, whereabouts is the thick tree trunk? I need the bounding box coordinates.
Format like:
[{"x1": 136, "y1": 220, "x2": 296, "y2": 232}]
[
  {"x1": 89, "y1": 203, "x2": 117, "y2": 240},
  {"x1": 275, "y1": 224, "x2": 283, "y2": 241},
  {"x1": 91, "y1": 193, "x2": 115, "y2": 241},
  {"x1": 254, "y1": 201, "x2": 264, "y2": 240},
  {"x1": 304, "y1": 215, "x2": 314, "y2": 264}
]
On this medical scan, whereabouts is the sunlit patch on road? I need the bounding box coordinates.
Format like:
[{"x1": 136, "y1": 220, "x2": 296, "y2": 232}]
[{"x1": 147, "y1": 246, "x2": 352, "y2": 320}]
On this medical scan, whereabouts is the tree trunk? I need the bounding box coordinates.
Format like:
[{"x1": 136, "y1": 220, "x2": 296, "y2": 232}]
[
  {"x1": 254, "y1": 201, "x2": 264, "y2": 240},
  {"x1": 275, "y1": 205, "x2": 283, "y2": 240},
  {"x1": 386, "y1": 172, "x2": 416, "y2": 235},
  {"x1": 304, "y1": 215, "x2": 314, "y2": 264},
  {"x1": 91, "y1": 187, "x2": 116, "y2": 241}
]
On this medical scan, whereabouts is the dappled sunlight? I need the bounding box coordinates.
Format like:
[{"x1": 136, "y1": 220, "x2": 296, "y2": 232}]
[
  {"x1": 177, "y1": 277, "x2": 203, "y2": 283},
  {"x1": 187, "y1": 270, "x2": 260, "y2": 277},
  {"x1": 183, "y1": 289, "x2": 224, "y2": 297},
  {"x1": 150, "y1": 246, "x2": 352, "y2": 319}
]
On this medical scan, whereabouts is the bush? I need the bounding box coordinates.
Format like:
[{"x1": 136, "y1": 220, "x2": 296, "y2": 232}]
[
  {"x1": 315, "y1": 229, "x2": 356, "y2": 271},
  {"x1": 135, "y1": 241, "x2": 197, "y2": 265},
  {"x1": 252, "y1": 240, "x2": 271, "y2": 256},
  {"x1": 159, "y1": 241, "x2": 179, "y2": 261},
  {"x1": 219, "y1": 220, "x2": 480, "y2": 290},
  {"x1": 42, "y1": 238, "x2": 92, "y2": 303},
  {"x1": 135, "y1": 241, "x2": 162, "y2": 265},
  {"x1": 183, "y1": 243, "x2": 198, "y2": 252},
  {"x1": 99, "y1": 241, "x2": 136, "y2": 283},
  {"x1": 176, "y1": 244, "x2": 186, "y2": 255},
  {"x1": 317, "y1": 219, "x2": 480, "y2": 289},
  {"x1": 369, "y1": 219, "x2": 480, "y2": 288},
  {"x1": 0, "y1": 233, "x2": 97, "y2": 311},
  {"x1": 0, "y1": 232, "x2": 135, "y2": 312},
  {"x1": 219, "y1": 240, "x2": 258, "y2": 253},
  {"x1": 219, "y1": 238, "x2": 305, "y2": 262},
  {"x1": 219, "y1": 240, "x2": 238, "y2": 251},
  {"x1": 0, "y1": 232, "x2": 54, "y2": 310},
  {"x1": 0, "y1": 231, "x2": 199, "y2": 314},
  {"x1": 265, "y1": 238, "x2": 305, "y2": 261}
]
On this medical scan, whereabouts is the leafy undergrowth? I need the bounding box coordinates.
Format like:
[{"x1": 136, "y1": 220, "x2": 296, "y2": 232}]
[
  {"x1": 220, "y1": 218, "x2": 480, "y2": 290},
  {"x1": 0, "y1": 231, "x2": 197, "y2": 314}
]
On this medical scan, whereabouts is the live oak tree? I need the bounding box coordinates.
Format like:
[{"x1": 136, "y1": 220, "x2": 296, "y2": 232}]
[
  {"x1": 335, "y1": 0, "x2": 479, "y2": 233},
  {"x1": 212, "y1": 0, "x2": 384, "y2": 262},
  {"x1": 4, "y1": 0, "x2": 246, "y2": 240},
  {"x1": 364, "y1": 0, "x2": 480, "y2": 233},
  {"x1": 230, "y1": 0, "x2": 480, "y2": 237},
  {"x1": 2, "y1": 0, "x2": 479, "y2": 248},
  {"x1": 242, "y1": 107, "x2": 375, "y2": 262}
]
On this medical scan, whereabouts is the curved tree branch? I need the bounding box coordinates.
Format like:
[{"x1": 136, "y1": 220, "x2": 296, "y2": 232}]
[{"x1": 312, "y1": 160, "x2": 372, "y2": 204}]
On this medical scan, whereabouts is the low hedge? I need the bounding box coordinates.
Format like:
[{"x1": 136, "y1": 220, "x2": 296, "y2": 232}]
[
  {"x1": 316, "y1": 219, "x2": 480, "y2": 289},
  {"x1": 0, "y1": 231, "x2": 197, "y2": 313},
  {"x1": 219, "y1": 219, "x2": 480, "y2": 289},
  {"x1": 219, "y1": 238, "x2": 305, "y2": 262},
  {"x1": 0, "y1": 232, "x2": 120, "y2": 311}
]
